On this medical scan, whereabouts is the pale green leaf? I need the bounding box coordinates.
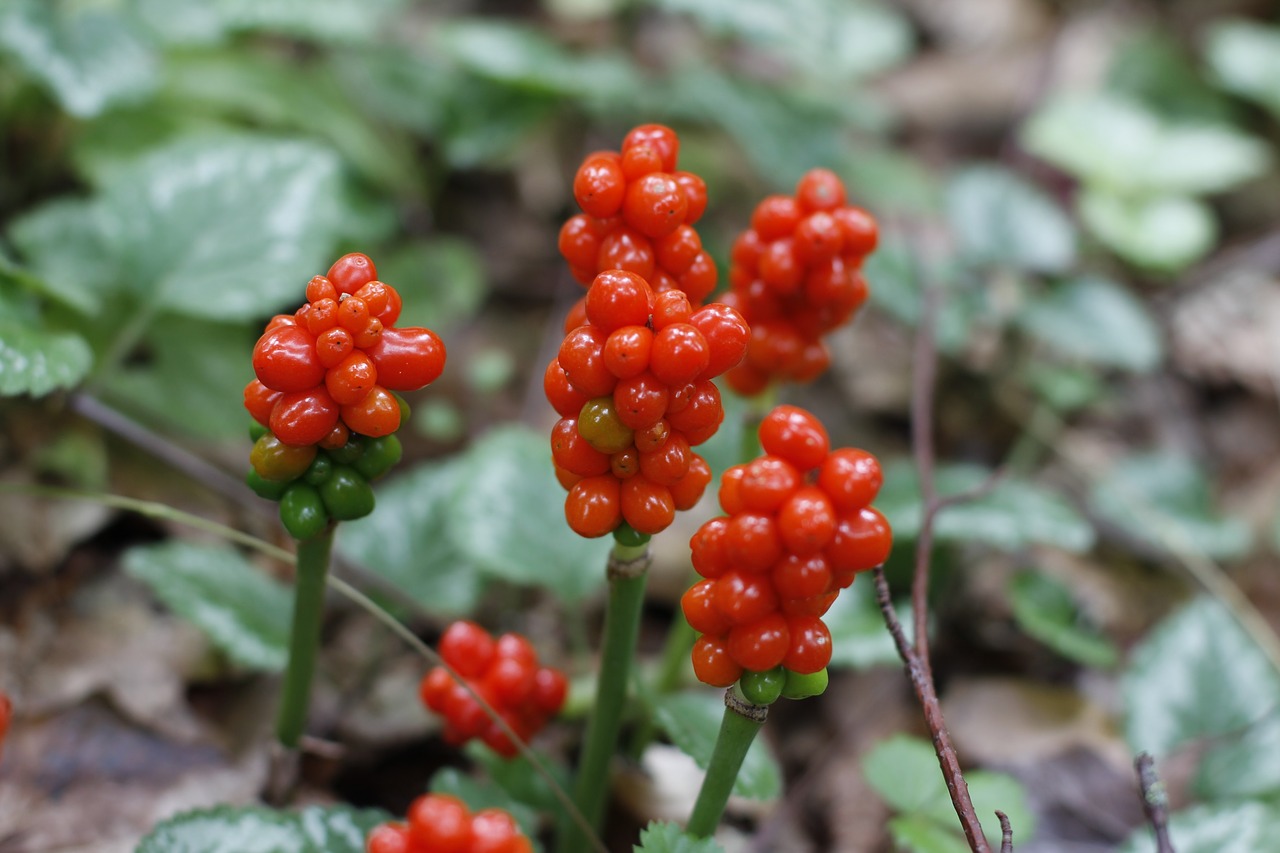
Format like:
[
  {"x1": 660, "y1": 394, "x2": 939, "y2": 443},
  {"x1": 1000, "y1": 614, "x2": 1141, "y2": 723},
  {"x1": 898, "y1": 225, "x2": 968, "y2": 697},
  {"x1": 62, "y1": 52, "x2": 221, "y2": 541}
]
[
  {"x1": 1196, "y1": 714, "x2": 1280, "y2": 801},
  {"x1": 446, "y1": 426, "x2": 610, "y2": 603},
  {"x1": 1120, "y1": 801, "x2": 1280, "y2": 853},
  {"x1": 1079, "y1": 190, "x2": 1215, "y2": 272},
  {"x1": 1122, "y1": 597, "x2": 1280, "y2": 758},
  {"x1": 634, "y1": 821, "x2": 726, "y2": 853},
  {"x1": 652, "y1": 690, "x2": 782, "y2": 801},
  {"x1": 0, "y1": 318, "x2": 92, "y2": 397},
  {"x1": 336, "y1": 459, "x2": 484, "y2": 616},
  {"x1": 946, "y1": 166, "x2": 1076, "y2": 273},
  {"x1": 824, "y1": 576, "x2": 905, "y2": 670},
  {"x1": 1009, "y1": 570, "x2": 1119, "y2": 668},
  {"x1": 135, "y1": 804, "x2": 389, "y2": 852},
  {"x1": 1090, "y1": 451, "x2": 1251, "y2": 559},
  {"x1": 1205, "y1": 21, "x2": 1280, "y2": 118},
  {"x1": 123, "y1": 541, "x2": 291, "y2": 672},
  {"x1": 1017, "y1": 277, "x2": 1162, "y2": 371},
  {"x1": 213, "y1": 0, "x2": 407, "y2": 43},
  {"x1": 0, "y1": 0, "x2": 157, "y2": 118},
  {"x1": 7, "y1": 198, "x2": 115, "y2": 314},
  {"x1": 887, "y1": 815, "x2": 969, "y2": 853}
]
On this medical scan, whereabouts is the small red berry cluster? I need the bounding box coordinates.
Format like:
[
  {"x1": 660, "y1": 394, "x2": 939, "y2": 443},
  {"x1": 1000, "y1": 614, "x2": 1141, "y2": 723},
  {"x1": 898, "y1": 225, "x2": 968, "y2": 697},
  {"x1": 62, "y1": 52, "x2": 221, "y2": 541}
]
[
  {"x1": 243, "y1": 254, "x2": 446, "y2": 537},
  {"x1": 366, "y1": 793, "x2": 532, "y2": 853},
  {"x1": 682, "y1": 405, "x2": 892, "y2": 688},
  {"x1": 559, "y1": 124, "x2": 716, "y2": 310},
  {"x1": 722, "y1": 169, "x2": 878, "y2": 395},
  {"x1": 246, "y1": 253, "x2": 445, "y2": 447},
  {"x1": 548, "y1": 270, "x2": 749, "y2": 538},
  {"x1": 419, "y1": 621, "x2": 568, "y2": 759}
]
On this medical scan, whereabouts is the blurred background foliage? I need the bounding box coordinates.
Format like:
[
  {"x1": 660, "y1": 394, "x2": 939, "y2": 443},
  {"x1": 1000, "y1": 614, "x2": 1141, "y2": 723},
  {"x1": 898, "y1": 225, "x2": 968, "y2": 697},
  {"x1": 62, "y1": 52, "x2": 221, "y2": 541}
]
[{"x1": 3, "y1": 0, "x2": 1280, "y2": 851}]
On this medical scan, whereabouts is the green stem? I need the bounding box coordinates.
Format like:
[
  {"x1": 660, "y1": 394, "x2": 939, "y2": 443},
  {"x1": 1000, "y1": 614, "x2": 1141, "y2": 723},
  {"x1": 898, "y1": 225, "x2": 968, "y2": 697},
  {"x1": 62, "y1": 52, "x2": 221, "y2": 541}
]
[
  {"x1": 686, "y1": 691, "x2": 766, "y2": 837},
  {"x1": 276, "y1": 525, "x2": 335, "y2": 749},
  {"x1": 561, "y1": 540, "x2": 650, "y2": 853}
]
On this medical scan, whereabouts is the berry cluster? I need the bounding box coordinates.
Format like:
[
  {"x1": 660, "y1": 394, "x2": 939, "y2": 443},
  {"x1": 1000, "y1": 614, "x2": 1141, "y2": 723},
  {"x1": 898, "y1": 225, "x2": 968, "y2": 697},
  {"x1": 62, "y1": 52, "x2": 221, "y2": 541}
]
[
  {"x1": 547, "y1": 270, "x2": 749, "y2": 538},
  {"x1": 559, "y1": 124, "x2": 716, "y2": 307},
  {"x1": 366, "y1": 794, "x2": 533, "y2": 853},
  {"x1": 682, "y1": 406, "x2": 891, "y2": 693},
  {"x1": 722, "y1": 169, "x2": 878, "y2": 395},
  {"x1": 419, "y1": 621, "x2": 568, "y2": 758},
  {"x1": 243, "y1": 254, "x2": 445, "y2": 537}
]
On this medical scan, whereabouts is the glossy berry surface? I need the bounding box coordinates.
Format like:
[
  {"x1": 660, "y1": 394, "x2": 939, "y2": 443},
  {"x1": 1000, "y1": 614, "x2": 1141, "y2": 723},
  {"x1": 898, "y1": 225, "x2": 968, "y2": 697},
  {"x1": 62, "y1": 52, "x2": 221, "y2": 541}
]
[{"x1": 365, "y1": 794, "x2": 534, "y2": 853}]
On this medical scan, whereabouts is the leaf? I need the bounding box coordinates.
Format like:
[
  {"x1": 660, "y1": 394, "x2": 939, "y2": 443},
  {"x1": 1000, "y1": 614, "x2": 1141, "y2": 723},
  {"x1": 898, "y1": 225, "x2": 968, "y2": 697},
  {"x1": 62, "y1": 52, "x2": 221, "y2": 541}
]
[
  {"x1": 136, "y1": 804, "x2": 390, "y2": 852},
  {"x1": 877, "y1": 460, "x2": 1095, "y2": 553},
  {"x1": 97, "y1": 135, "x2": 348, "y2": 320},
  {"x1": 7, "y1": 198, "x2": 116, "y2": 314},
  {"x1": 1120, "y1": 801, "x2": 1280, "y2": 853},
  {"x1": 824, "y1": 575, "x2": 905, "y2": 670},
  {"x1": 1079, "y1": 189, "x2": 1215, "y2": 272},
  {"x1": 1016, "y1": 277, "x2": 1162, "y2": 371},
  {"x1": 1196, "y1": 714, "x2": 1280, "y2": 802},
  {"x1": 1021, "y1": 93, "x2": 1270, "y2": 195},
  {"x1": 446, "y1": 426, "x2": 610, "y2": 603},
  {"x1": 213, "y1": 0, "x2": 407, "y2": 43},
  {"x1": 0, "y1": 0, "x2": 157, "y2": 118},
  {"x1": 634, "y1": 820, "x2": 726, "y2": 853},
  {"x1": 429, "y1": 768, "x2": 544, "y2": 849},
  {"x1": 336, "y1": 459, "x2": 484, "y2": 616},
  {"x1": 1205, "y1": 21, "x2": 1280, "y2": 119},
  {"x1": 946, "y1": 166, "x2": 1076, "y2": 273},
  {"x1": 651, "y1": 0, "x2": 913, "y2": 82},
  {"x1": 652, "y1": 690, "x2": 782, "y2": 801},
  {"x1": 1107, "y1": 31, "x2": 1237, "y2": 123},
  {"x1": 1008, "y1": 570, "x2": 1119, "y2": 669},
  {"x1": 0, "y1": 317, "x2": 93, "y2": 397},
  {"x1": 1089, "y1": 451, "x2": 1251, "y2": 560},
  {"x1": 1122, "y1": 597, "x2": 1280, "y2": 759},
  {"x1": 123, "y1": 541, "x2": 292, "y2": 672},
  {"x1": 466, "y1": 742, "x2": 573, "y2": 830},
  {"x1": 102, "y1": 315, "x2": 257, "y2": 439},
  {"x1": 887, "y1": 815, "x2": 969, "y2": 853},
  {"x1": 864, "y1": 735, "x2": 1031, "y2": 849}
]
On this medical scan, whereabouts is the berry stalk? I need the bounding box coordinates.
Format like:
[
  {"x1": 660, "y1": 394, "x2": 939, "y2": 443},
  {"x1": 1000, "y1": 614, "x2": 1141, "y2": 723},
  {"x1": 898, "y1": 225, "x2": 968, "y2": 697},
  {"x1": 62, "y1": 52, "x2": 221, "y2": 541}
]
[
  {"x1": 562, "y1": 537, "x2": 650, "y2": 852},
  {"x1": 276, "y1": 525, "x2": 335, "y2": 749},
  {"x1": 686, "y1": 689, "x2": 767, "y2": 837}
]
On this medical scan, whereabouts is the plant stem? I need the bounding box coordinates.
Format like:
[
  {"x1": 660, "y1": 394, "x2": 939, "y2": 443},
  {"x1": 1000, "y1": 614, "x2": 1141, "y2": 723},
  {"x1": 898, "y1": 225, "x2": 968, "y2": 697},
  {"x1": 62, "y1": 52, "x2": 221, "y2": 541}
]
[
  {"x1": 561, "y1": 539, "x2": 650, "y2": 853},
  {"x1": 626, "y1": 611, "x2": 695, "y2": 759},
  {"x1": 686, "y1": 689, "x2": 766, "y2": 837},
  {"x1": 276, "y1": 526, "x2": 335, "y2": 749}
]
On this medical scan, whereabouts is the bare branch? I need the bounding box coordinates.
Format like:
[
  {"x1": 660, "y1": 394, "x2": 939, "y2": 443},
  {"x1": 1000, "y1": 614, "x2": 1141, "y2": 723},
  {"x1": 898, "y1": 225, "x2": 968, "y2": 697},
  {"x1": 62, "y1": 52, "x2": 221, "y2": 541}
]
[
  {"x1": 1135, "y1": 753, "x2": 1176, "y2": 853},
  {"x1": 997, "y1": 810, "x2": 1013, "y2": 853}
]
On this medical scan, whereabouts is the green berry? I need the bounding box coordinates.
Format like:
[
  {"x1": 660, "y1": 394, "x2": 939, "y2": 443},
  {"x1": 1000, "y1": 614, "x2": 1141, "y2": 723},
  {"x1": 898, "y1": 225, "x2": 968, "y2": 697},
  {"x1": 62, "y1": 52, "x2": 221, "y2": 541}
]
[
  {"x1": 739, "y1": 667, "x2": 785, "y2": 706},
  {"x1": 280, "y1": 483, "x2": 329, "y2": 540},
  {"x1": 246, "y1": 469, "x2": 288, "y2": 501},
  {"x1": 354, "y1": 434, "x2": 402, "y2": 481},
  {"x1": 612, "y1": 522, "x2": 650, "y2": 548},
  {"x1": 319, "y1": 465, "x2": 376, "y2": 521},
  {"x1": 781, "y1": 667, "x2": 829, "y2": 700}
]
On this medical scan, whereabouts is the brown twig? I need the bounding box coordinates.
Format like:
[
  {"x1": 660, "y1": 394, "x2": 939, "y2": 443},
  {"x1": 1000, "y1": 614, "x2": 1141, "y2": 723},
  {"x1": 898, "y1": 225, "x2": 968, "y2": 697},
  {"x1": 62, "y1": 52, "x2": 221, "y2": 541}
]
[
  {"x1": 1135, "y1": 753, "x2": 1176, "y2": 853},
  {"x1": 997, "y1": 810, "x2": 1013, "y2": 852},
  {"x1": 870, "y1": 279, "x2": 1010, "y2": 853}
]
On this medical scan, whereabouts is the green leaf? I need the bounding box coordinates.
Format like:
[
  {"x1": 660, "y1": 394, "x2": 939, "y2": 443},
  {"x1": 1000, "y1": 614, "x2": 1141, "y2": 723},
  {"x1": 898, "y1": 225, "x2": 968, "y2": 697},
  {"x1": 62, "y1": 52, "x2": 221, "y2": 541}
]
[
  {"x1": 123, "y1": 541, "x2": 292, "y2": 672},
  {"x1": 650, "y1": 0, "x2": 913, "y2": 82},
  {"x1": 466, "y1": 742, "x2": 573, "y2": 831},
  {"x1": 102, "y1": 315, "x2": 256, "y2": 439},
  {"x1": 1122, "y1": 597, "x2": 1280, "y2": 759},
  {"x1": 213, "y1": 0, "x2": 407, "y2": 43},
  {"x1": 877, "y1": 461, "x2": 1095, "y2": 553},
  {"x1": 1120, "y1": 801, "x2": 1280, "y2": 853},
  {"x1": 446, "y1": 426, "x2": 610, "y2": 603},
  {"x1": 1079, "y1": 189, "x2": 1215, "y2": 272},
  {"x1": 887, "y1": 815, "x2": 969, "y2": 853},
  {"x1": 634, "y1": 820, "x2": 726, "y2": 853},
  {"x1": 824, "y1": 575, "x2": 905, "y2": 670},
  {"x1": 1196, "y1": 714, "x2": 1280, "y2": 802},
  {"x1": 864, "y1": 735, "x2": 1031, "y2": 849},
  {"x1": 1009, "y1": 570, "x2": 1119, "y2": 668},
  {"x1": 135, "y1": 804, "x2": 390, "y2": 852},
  {"x1": 378, "y1": 239, "x2": 488, "y2": 331},
  {"x1": 652, "y1": 690, "x2": 782, "y2": 801},
  {"x1": 1017, "y1": 276, "x2": 1162, "y2": 371},
  {"x1": 97, "y1": 135, "x2": 347, "y2": 320},
  {"x1": 0, "y1": 316, "x2": 92, "y2": 397},
  {"x1": 946, "y1": 166, "x2": 1076, "y2": 273},
  {"x1": 7, "y1": 198, "x2": 115, "y2": 314},
  {"x1": 429, "y1": 768, "x2": 544, "y2": 849},
  {"x1": 1108, "y1": 31, "x2": 1237, "y2": 123},
  {"x1": 1089, "y1": 451, "x2": 1251, "y2": 560},
  {"x1": 1022, "y1": 93, "x2": 1270, "y2": 196},
  {"x1": 336, "y1": 459, "x2": 484, "y2": 616},
  {"x1": 0, "y1": 0, "x2": 157, "y2": 118},
  {"x1": 1205, "y1": 21, "x2": 1280, "y2": 119}
]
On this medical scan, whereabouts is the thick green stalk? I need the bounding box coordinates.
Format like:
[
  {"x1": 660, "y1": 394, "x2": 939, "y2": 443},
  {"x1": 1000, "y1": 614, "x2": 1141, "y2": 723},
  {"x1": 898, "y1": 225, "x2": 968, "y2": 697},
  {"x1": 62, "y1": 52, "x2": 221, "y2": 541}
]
[
  {"x1": 561, "y1": 540, "x2": 650, "y2": 853},
  {"x1": 276, "y1": 526, "x2": 335, "y2": 748},
  {"x1": 686, "y1": 690, "x2": 767, "y2": 837}
]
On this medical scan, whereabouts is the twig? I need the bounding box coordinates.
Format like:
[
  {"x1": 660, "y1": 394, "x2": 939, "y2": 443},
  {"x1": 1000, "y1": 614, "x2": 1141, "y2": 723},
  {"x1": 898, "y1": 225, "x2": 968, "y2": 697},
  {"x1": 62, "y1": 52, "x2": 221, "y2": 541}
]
[
  {"x1": 871, "y1": 278, "x2": 1011, "y2": 853},
  {"x1": 997, "y1": 810, "x2": 1013, "y2": 853},
  {"x1": 1135, "y1": 753, "x2": 1175, "y2": 853}
]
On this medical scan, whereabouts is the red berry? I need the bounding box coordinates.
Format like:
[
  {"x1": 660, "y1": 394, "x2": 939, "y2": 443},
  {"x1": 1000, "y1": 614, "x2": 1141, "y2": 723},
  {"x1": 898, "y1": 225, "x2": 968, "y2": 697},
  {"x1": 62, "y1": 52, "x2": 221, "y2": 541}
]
[
  {"x1": 825, "y1": 507, "x2": 893, "y2": 573},
  {"x1": 752, "y1": 196, "x2": 801, "y2": 242},
  {"x1": 365, "y1": 327, "x2": 446, "y2": 392},
  {"x1": 772, "y1": 553, "x2": 833, "y2": 600},
  {"x1": 692, "y1": 634, "x2": 742, "y2": 688},
  {"x1": 725, "y1": 512, "x2": 784, "y2": 573},
  {"x1": 758, "y1": 405, "x2": 830, "y2": 471},
  {"x1": 551, "y1": 417, "x2": 611, "y2": 477},
  {"x1": 672, "y1": 171, "x2": 708, "y2": 224},
  {"x1": 598, "y1": 228, "x2": 656, "y2": 280},
  {"x1": 565, "y1": 475, "x2": 622, "y2": 537},
  {"x1": 253, "y1": 325, "x2": 325, "y2": 392},
  {"x1": 691, "y1": 516, "x2": 732, "y2": 579},
  {"x1": 690, "y1": 303, "x2": 750, "y2": 380},
  {"x1": 713, "y1": 570, "x2": 777, "y2": 625},
  {"x1": 328, "y1": 253, "x2": 377, "y2": 295},
  {"x1": 738, "y1": 455, "x2": 801, "y2": 513},
  {"x1": 586, "y1": 270, "x2": 654, "y2": 332},
  {"x1": 325, "y1": 352, "x2": 378, "y2": 406},
  {"x1": 341, "y1": 385, "x2": 400, "y2": 437},
  {"x1": 778, "y1": 487, "x2": 838, "y2": 556},
  {"x1": 544, "y1": 358, "x2": 591, "y2": 418},
  {"x1": 650, "y1": 324, "x2": 710, "y2": 387},
  {"x1": 728, "y1": 613, "x2": 790, "y2": 672},
  {"x1": 655, "y1": 224, "x2": 702, "y2": 275},
  {"x1": 531, "y1": 667, "x2": 568, "y2": 715},
  {"x1": 795, "y1": 168, "x2": 847, "y2": 213},
  {"x1": 669, "y1": 454, "x2": 712, "y2": 510},
  {"x1": 622, "y1": 124, "x2": 680, "y2": 172},
  {"x1": 652, "y1": 289, "x2": 694, "y2": 330},
  {"x1": 784, "y1": 615, "x2": 832, "y2": 674},
  {"x1": 366, "y1": 823, "x2": 413, "y2": 853},
  {"x1": 559, "y1": 325, "x2": 616, "y2": 398},
  {"x1": 244, "y1": 379, "x2": 282, "y2": 427},
  {"x1": 408, "y1": 794, "x2": 471, "y2": 853},
  {"x1": 818, "y1": 448, "x2": 883, "y2": 511},
  {"x1": 613, "y1": 372, "x2": 669, "y2": 430},
  {"x1": 560, "y1": 214, "x2": 606, "y2": 271},
  {"x1": 574, "y1": 152, "x2": 626, "y2": 218},
  {"x1": 439, "y1": 621, "x2": 496, "y2": 678},
  {"x1": 682, "y1": 579, "x2": 733, "y2": 635},
  {"x1": 270, "y1": 387, "x2": 340, "y2": 446},
  {"x1": 620, "y1": 474, "x2": 676, "y2": 534},
  {"x1": 602, "y1": 325, "x2": 653, "y2": 379},
  {"x1": 623, "y1": 173, "x2": 688, "y2": 239}
]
